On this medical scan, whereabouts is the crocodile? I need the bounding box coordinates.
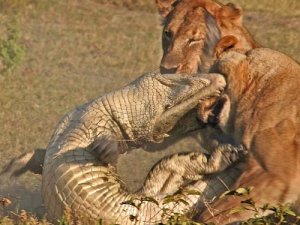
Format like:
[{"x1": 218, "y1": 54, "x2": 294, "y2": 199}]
[
  {"x1": 1, "y1": 71, "x2": 247, "y2": 224},
  {"x1": 42, "y1": 71, "x2": 245, "y2": 224}
]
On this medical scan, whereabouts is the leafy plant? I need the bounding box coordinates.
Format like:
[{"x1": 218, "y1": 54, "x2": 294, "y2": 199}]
[
  {"x1": 0, "y1": 16, "x2": 25, "y2": 74},
  {"x1": 1, "y1": 188, "x2": 300, "y2": 224},
  {"x1": 120, "y1": 187, "x2": 300, "y2": 225},
  {"x1": 219, "y1": 187, "x2": 300, "y2": 225}
]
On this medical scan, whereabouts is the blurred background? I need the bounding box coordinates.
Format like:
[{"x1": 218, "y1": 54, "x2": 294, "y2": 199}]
[{"x1": 0, "y1": 0, "x2": 299, "y2": 218}]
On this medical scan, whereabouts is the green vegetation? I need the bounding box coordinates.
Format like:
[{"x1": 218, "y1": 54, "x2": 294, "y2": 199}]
[
  {"x1": 0, "y1": 0, "x2": 299, "y2": 224},
  {"x1": 1, "y1": 188, "x2": 300, "y2": 224},
  {"x1": 0, "y1": 17, "x2": 25, "y2": 74},
  {"x1": 118, "y1": 187, "x2": 300, "y2": 225}
]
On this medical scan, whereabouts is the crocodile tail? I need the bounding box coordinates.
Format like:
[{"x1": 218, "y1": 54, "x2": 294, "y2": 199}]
[{"x1": 0, "y1": 148, "x2": 45, "y2": 177}]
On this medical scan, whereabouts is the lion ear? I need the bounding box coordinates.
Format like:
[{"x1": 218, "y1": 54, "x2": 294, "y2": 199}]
[
  {"x1": 218, "y1": 3, "x2": 244, "y2": 24},
  {"x1": 199, "y1": 0, "x2": 222, "y2": 17},
  {"x1": 155, "y1": 0, "x2": 178, "y2": 17},
  {"x1": 214, "y1": 35, "x2": 238, "y2": 57}
]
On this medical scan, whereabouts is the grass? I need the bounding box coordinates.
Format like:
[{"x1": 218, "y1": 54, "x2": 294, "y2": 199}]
[
  {"x1": 0, "y1": 0, "x2": 299, "y2": 221},
  {"x1": 1, "y1": 189, "x2": 300, "y2": 224}
]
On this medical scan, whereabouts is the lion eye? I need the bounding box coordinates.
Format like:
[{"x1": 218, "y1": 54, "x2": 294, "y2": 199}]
[{"x1": 164, "y1": 30, "x2": 173, "y2": 40}]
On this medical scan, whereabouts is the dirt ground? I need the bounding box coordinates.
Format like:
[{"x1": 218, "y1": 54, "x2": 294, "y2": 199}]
[{"x1": 0, "y1": 0, "x2": 299, "y2": 217}]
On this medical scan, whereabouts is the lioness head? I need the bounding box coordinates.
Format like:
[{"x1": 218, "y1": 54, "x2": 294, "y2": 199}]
[{"x1": 156, "y1": 0, "x2": 260, "y2": 74}]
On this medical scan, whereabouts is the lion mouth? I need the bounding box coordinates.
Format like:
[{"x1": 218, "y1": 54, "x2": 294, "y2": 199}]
[{"x1": 197, "y1": 94, "x2": 230, "y2": 130}]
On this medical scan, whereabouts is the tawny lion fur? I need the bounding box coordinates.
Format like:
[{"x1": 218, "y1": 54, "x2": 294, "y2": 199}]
[
  {"x1": 198, "y1": 48, "x2": 300, "y2": 224},
  {"x1": 156, "y1": 0, "x2": 300, "y2": 223}
]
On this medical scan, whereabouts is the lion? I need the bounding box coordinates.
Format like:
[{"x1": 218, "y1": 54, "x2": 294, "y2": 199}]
[
  {"x1": 155, "y1": 0, "x2": 300, "y2": 224},
  {"x1": 196, "y1": 48, "x2": 300, "y2": 224},
  {"x1": 156, "y1": 0, "x2": 260, "y2": 152},
  {"x1": 156, "y1": 0, "x2": 260, "y2": 75}
]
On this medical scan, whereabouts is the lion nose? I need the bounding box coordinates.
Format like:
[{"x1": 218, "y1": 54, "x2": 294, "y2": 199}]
[
  {"x1": 160, "y1": 65, "x2": 178, "y2": 74},
  {"x1": 160, "y1": 56, "x2": 181, "y2": 74}
]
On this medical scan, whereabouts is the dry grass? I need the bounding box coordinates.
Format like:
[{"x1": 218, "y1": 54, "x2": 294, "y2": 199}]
[
  {"x1": 0, "y1": 0, "x2": 299, "y2": 220},
  {"x1": 223, "y1": 0, "x2": 300, "y2": 17}
]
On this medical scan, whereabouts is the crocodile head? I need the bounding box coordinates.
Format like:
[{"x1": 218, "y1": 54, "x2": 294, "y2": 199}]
[{"x1": 110, "y1": 72, "x2": 226, "y2": 148}]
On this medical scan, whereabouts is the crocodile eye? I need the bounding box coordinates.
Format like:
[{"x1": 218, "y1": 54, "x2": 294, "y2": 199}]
[{"x1": 165, "y1": 103, "x2": 172, "y2": 110}]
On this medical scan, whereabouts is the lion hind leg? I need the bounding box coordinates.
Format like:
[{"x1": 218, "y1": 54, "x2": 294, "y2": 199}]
[{"x1": 197, "y1": 164, "x2": 288, "y2": 224}]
